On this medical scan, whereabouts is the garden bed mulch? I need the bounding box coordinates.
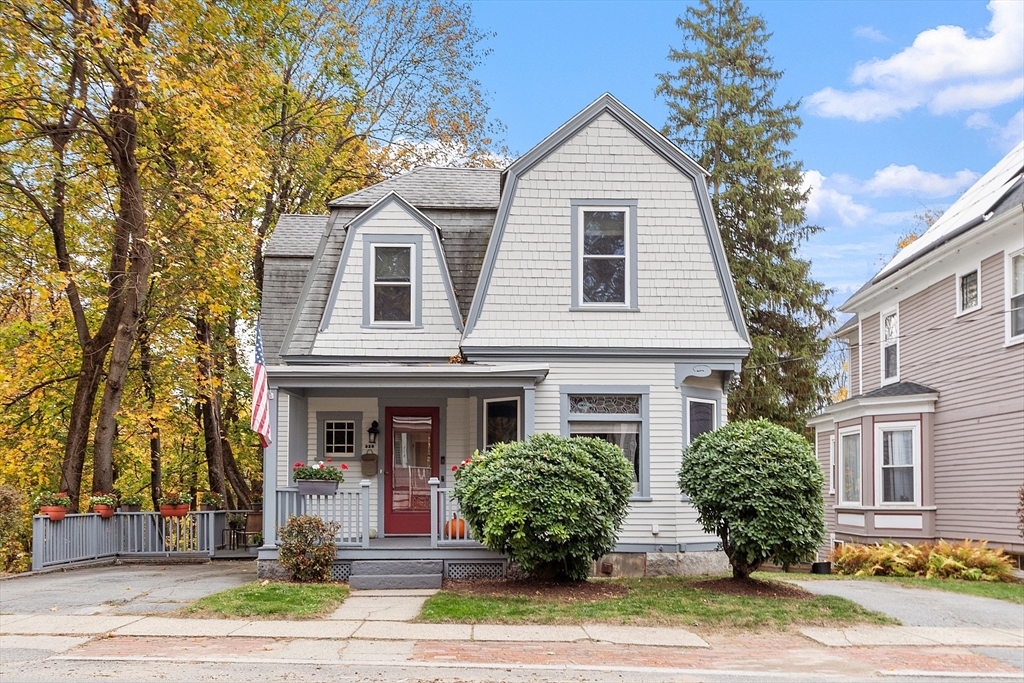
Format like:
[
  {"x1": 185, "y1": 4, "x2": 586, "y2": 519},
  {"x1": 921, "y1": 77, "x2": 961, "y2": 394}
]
[
  {"x1": 442, "y1": 578, "x2": 629, "y2": 602},
  {"x1": 694, "y1": 577, "x2": 812, "y2": 600}
]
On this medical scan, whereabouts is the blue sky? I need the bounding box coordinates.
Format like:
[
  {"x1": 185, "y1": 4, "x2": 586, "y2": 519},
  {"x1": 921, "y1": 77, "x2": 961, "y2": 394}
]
[{"x1": 469, "y1": 0, "x2": 1024, "y2": 314}]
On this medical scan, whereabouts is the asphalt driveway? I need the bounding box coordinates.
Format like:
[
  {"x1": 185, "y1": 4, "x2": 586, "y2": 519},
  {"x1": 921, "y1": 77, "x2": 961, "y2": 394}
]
[
  {"x1": 0, "y1": 562, "x2": 253, "y2": 615},
  {"x1": 785, "y1": 579, "x2": 1024, "y2": 629}
]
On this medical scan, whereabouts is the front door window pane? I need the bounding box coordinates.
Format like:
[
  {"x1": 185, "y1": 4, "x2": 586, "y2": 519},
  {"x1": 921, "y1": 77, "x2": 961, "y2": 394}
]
[
  {"x1": 570, "y1": 421, "x2": 640, "y2": 487},
  {"x1": 882, "y1": 429, "x2": 915, "y2": 503},
  {"x1": 391, "y1": 416, "x2": 432, "y2": 512},
  {"x1": 841, "y1": 432, "x2": 861, "y2": 504}
]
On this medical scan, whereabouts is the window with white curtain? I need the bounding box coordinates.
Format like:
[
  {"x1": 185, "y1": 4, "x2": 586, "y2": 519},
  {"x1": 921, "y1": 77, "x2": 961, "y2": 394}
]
[
  {"x1": 839, "y1": 428, "x2": 861, "y2": 505},
  {"x1": 876, "y1": 422, "x2": 920, "y2": 505}
]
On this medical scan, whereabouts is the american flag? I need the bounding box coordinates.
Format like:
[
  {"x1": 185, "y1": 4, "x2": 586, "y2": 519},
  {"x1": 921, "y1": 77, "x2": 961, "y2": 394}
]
[{"x1": 251, "y1": 320, "x2": 272, "y2": 448}]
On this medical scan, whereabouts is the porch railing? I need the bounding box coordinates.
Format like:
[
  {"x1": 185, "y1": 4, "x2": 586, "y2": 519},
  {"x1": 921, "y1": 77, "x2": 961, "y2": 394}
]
[
  {"x1": 31, "y1": 511, "x2": 223, "y2": 571},
  {"x1": 275, "y1": 480, "x2": 370, "y2": 548},
  {"x1": 429, "y1": 478, "x2": 480, "y2": 548}
]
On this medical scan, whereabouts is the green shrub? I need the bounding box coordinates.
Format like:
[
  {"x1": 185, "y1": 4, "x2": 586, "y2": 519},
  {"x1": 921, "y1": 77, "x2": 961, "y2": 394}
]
[
  {"x1": 679, "y1": 418, "x2": 825, "y2": 580},
  {"x1": 0, "y1": 486, "x2": 29, "y2": 573},
  {"x1": 277, "y1": 515, "x2": 339, "y2": 582},
  {"x1": 453, "y1": 433, "x2": 634, "y2": 581},
  {"x1": 831, "y1": 540, "x2": 1016, "y2": 582}
]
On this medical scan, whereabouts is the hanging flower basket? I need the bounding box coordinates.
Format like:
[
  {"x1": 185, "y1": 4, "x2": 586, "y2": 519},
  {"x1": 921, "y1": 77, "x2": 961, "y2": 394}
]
[
  {"x1": 293, "y1": 461, "x2": 346, "y2": 496},
  {"x1": 90, "y1": 494, "x2": 117, "y2": 519},
  {"x1": 159, "y1": 504, "x2": 190, "y2": 518},
  {"x1": 39, "y1": 506, "x2": 66, "y2": 522},
  {"x1": 34, "y1": 491, "x2": 71, "y2": 521},
  {"x1": 92, "y1": 504, "x2": 115, "y2": 519}
]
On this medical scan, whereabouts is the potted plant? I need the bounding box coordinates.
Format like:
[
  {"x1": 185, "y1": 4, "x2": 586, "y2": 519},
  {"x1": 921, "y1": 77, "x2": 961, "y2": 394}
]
[
  {"x1": 292, "y1": 460, "x2": 347, "y2": 496},
  {"x1": 199, "y1": 491, "x2": 224, "y2": 511},
  {"x1": 158, "y1": 491, "x2": 192, "y2": 517},
  {"x1": 119, "y1": 492, "x2": 144, "y2": 512},
  {"x1": 249, "y1": 491, "x2": 263, "y2": 512},
  {"x1": 228, "y1": 512, "x2": 246, "y2": 530},
  {"x1": 35, "y1": 491, "x2": 71, "y2": 521},
  {"x1": 90, "y1": 492, "x2": 117, "y2": 519}
]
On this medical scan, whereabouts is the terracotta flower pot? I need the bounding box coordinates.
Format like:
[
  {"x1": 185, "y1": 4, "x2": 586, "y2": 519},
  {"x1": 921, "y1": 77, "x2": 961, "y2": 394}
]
[
  {"x1": 92, "y1": 504, "x2": 114, "y2": 519},
  {"x1": 39, "y1": 506, "x2": 66, "y2": 521},
  {"x1": 160, "y1": 504, "x2": 189, "y2": 518}
]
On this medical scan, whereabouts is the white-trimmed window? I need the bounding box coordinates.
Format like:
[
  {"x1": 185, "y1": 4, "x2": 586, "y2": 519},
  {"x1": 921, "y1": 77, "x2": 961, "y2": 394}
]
[
  {"x1": 1008, "y1": 249, "x2": 1024, "y2": 343},
  {"x1": 881, "y1": 307, "x2": 899, "y2": 384},
  {"x1": 838, "y1": 427, "x2": 861, "y2": 506},
  {"x1": 483, "y1": 397, "x2": 520, "y2": 449},
  {"x1": 579, "y1": 207, "x2": 629, "y2": 305},
  {"x1": 372, "y1": 244, "x2": 414, "y2": 323},
  {"x1": 875, "y1": 422, "x2": 921, "y2": 505},
  {"x1": 956, "y1": 266, "x2": 981, "y2": 315},
  {"x1": 686, "y1": 398, "x2": 717, "y2": 444},
  {"x1": 324, "y1": 420, "x2": 356, "y2": 456},
  {"x1": 828, "y1": 434, "x2": 836, "y2": 496},
  {"x1": 566, "y1": 393, "x2": 644, "y2": 493}
]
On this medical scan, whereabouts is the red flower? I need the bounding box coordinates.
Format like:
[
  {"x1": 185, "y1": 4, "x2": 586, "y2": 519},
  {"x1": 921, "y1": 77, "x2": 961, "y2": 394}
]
[
  {"x1": 326, "y1": 458, "x2": 332, "y2": 462},
  {"x1": 341, "y1": 463, "x2": 348, "y2": 470},
  {"x1": 294, "y1": 462, "x2": 302, "y2": 468},
  {"x1": 451, "y1": 465, "x2": 458, "y2": 472}
]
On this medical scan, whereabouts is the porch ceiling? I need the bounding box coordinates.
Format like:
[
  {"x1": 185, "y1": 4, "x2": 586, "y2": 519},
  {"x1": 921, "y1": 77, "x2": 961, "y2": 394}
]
[{"x1": 266, "y1": 363, "x2": 548, "y2": 389}]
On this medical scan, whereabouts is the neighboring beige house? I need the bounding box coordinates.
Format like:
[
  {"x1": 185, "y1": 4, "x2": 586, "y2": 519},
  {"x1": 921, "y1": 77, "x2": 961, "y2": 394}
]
[
  {"x1": 257, "y1": 94, "x2": 751, "y2": 584},
  {"x1": 810, "y1": 142, "x2": 1024, "y2": 560}
]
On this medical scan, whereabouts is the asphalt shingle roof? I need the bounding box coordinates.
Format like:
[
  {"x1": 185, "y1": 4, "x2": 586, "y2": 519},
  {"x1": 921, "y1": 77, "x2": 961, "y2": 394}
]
[
  {"x1": 327, "y1": 167, "x2": 501, "y2": 209},
  {"x1": 862, "y1": 381, "x2": 938, "y2": 399},
  {"x1": 264, "y1": 214, "x2": 327, "y2": 258}
]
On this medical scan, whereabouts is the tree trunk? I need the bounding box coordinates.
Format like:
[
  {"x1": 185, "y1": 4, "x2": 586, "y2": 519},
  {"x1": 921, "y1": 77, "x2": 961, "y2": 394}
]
[
  {"x1": 139, "y1": 312, "x2": 162, "y2": 510},
  {"x1": 196, "y1": 311, "x2": 228, "y2": 501},
  {"x1": 60, "y1": 350, "x2": 106, "y2": 511}
]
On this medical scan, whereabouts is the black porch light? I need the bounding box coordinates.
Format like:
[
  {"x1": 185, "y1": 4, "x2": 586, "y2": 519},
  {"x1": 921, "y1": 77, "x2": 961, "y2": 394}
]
[{"x1": 367, "y1": 420, "x2": 379, "y2": 446}]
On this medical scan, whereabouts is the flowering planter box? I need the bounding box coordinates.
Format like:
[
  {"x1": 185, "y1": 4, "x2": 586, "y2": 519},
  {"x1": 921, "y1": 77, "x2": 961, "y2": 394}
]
[
  {"x1": 39, "y1": 506, "x2": 67, "y2": 521},
  {"x1": 92, "y1": 504, "x2": 115, "y2": 519},
  {"x1": 159, "y1": 504, "x2": 190, "y2": 518},
  {"x1": 296, "y1": 480, "x2": 338, "y2": 496}
]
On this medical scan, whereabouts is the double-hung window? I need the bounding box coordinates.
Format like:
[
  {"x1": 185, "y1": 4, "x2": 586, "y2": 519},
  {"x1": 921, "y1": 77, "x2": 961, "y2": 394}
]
[
  {"x1": 571, "y1": 201, "x2": 637, "y2": 309},
  {"x1": 372, "y1": 244, "x2": 414, "y2": 323},
  {"x1": 1008, "y1": 250, "x2": 1024, "y2": 343},
  {"x1": 564, "y1": 391, "x2": 647, "y2": 497},
  {"x1": 881, "y1": 308, "x2": 899, "y2": 384},
  {"x1": 957, "y1": 267, "x2": 980, "y2": 315},
  {"x1": 875, "y1": 422, "x2": 920, "y2": 505},
  {"x1": 838, "y1": 427, "x2": 861, "y2": 506}
]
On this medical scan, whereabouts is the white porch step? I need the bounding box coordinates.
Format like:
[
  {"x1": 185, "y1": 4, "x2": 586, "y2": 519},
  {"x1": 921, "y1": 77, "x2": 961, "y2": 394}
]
[{"x1": 348, "y1": 560, "x2": 442, "y2": 590}]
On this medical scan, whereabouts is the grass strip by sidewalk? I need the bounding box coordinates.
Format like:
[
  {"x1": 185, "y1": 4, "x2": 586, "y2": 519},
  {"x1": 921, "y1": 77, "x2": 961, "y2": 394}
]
[
  {"x1": 417, "y1": 576, "x2": 895, "y2": 632},
  {"x1": 768, "y1": 572, "x2": 1024, "y2": 605},
  {"x1": 183, "y1": 581, "x2": 349, "y2": 619}
]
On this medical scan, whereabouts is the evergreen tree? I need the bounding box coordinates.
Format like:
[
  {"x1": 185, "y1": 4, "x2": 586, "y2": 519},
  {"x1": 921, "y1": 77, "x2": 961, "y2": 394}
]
[{"x1": 656, "y1": 0, "x2": 835, "y2": 431}]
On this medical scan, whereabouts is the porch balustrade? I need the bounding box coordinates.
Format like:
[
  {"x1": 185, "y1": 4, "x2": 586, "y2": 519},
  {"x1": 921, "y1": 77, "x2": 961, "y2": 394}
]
[
  {"x1": 429, "y1": 478, "x2": 479, "y2": 548},
  {"x1": 274, "y1": 480, "x2": 370, "y2": 548}
]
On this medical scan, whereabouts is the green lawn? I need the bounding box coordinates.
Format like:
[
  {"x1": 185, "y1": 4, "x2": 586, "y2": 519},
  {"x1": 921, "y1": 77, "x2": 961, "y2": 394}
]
[
  {"x1": 765, "y1": 572, "x2": 1024, "y2": 605},
  {"x1": 183, "y1": 581, "x2": 349, "y2": 619},
  {"x1": 418, "y1": 576, "x2": 895, "y2": 632}
]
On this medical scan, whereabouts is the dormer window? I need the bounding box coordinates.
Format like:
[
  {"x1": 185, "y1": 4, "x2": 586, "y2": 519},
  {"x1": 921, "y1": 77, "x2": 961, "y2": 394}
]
[
  {"x1": 372, "y1": 244, "x2": 414, "y2": 323},
  {"x1": 570, "y1": 200, "x2": 638, "y2": 310}
]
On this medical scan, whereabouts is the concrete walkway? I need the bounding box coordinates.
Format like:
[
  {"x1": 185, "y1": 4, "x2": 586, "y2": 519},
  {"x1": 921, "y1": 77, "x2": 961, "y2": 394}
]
[{"x1": 785, "y1": 579, "x2": 1024, "y2": 629}]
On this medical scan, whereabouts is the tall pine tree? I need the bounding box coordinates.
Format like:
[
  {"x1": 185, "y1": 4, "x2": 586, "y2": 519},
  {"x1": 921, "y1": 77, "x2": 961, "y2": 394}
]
[{"x1": 656, "y1": 0, "x2": 834, "y2": 431}]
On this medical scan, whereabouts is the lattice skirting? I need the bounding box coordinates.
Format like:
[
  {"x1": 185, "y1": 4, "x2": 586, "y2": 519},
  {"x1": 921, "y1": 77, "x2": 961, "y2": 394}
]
[
  {"x1": 330, "y1": 562, "x2": 352, "y2": 581},
  {"x1": 444, "y1": 560, "x2": 506, "y2": 580}
]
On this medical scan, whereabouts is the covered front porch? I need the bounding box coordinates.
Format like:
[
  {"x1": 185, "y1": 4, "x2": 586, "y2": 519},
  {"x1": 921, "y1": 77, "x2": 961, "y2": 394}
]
[{"x1": 258, "y1": 364, "x2": 548, "y2": 576}]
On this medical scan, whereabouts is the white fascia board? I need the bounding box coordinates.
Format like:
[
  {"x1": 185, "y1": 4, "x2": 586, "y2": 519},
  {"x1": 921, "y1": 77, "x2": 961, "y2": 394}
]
[
  {"x1": 817, "y1": 393, "x2": 938, "y2": 423},
  {"x1": 842, "y1": 206, "x2": 1023, "y2": 315},
  {"x1": 266, "y1": 363, "x2": 549, "y2": 385}
]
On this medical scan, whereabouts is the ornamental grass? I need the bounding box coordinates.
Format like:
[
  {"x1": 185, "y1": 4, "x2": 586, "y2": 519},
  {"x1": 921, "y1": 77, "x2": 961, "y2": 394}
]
[{"x1": 830, "y1": 540, "x2": 1016, "y2": 582}]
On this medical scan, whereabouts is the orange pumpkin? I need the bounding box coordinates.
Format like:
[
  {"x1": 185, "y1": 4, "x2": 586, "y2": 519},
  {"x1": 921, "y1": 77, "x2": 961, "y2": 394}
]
[{"x1": 444, "y1": 514, "x2": 467, "y2": 540}]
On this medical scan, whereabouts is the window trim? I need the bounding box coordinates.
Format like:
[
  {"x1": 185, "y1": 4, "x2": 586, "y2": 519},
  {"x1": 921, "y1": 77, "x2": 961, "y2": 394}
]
[
  {"x1": 874, "y1": 421, "x2": 922, "y2": 507},
  {"x1": 685, "y1": 397, "x2": 718, "y2": 445},
  {"x1": 880, "y1": 305, "x2": 900, "y2": 386},
  {"x1": 314, "y1": 411, "x2": 363, "y2": 470},
  {"x1": 560, "y1": 384, "x2": 650, "y2": 500},
  {"x1": 569, "y1": 199, "x2": 639, "y2": 311},
  {"x1": 482, "y1": 396, "x2": 521, "y2": 449},
  {"x1": 1006, "y1": 248, "x2": 1024, "y2": 346},
  {"x1": 955, "y1": 264, "x2": 982, "y2": 317},
  {"x1": 837, "y1": 426, "x2": 862, "y2": 506},
  {"x1": 362, "y1": 235, "x2": 423, "y2": 328},
  {"x1": 828, "y1": 434, "x2": 836, "y2": 496}
]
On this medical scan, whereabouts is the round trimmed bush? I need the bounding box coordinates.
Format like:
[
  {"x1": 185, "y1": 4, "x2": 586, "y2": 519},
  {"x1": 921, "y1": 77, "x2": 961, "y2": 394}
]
[
  {"x1": 277, "y1": 515, "x2": 339, "y2": 582},
  {"x1": 679, "y1": 418, "x2": 825, "y2": 580},
  {"x1": 454, "y1": 433, "x2": 634, "y2": 581}
]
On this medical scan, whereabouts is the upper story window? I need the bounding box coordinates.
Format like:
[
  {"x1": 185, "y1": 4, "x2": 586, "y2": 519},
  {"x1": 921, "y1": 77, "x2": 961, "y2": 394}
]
[
  {"x1": 957, "y1": 267, "x2": 980, "y2": 315},
  {"x1": 1008, "y1": 250, "x2": 1024, "y2": 343},
  {"x1": 571, "y1": 201, "x2": 638, "y2": 310},
  {"x1": 373, "y1": 244, "x2": 414, "y2": 323},
  {"x1": 881, "y1": 307, "x2": 899, "y2": 384}
]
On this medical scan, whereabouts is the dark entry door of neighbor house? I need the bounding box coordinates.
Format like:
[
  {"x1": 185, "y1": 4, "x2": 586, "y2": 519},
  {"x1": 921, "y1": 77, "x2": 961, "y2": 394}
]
[{"x1": 384, "y1": 407, "x2": 440, "y2": 535}]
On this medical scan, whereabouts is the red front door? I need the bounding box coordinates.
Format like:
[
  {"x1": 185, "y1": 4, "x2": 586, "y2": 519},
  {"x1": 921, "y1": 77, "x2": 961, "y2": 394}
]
[{"x1": 384, "y1": 407, "x2": 440, "y2": 535}]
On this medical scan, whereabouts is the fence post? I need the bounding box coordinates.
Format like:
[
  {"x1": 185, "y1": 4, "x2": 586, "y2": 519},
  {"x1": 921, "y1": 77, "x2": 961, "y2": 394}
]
[
  {"x1": 360, "y1": 480, "x2": 371, "y2": 549},
  {"x1": 31, "y1": 516, "x2": 43, "y2": 571},
  {"x1": 207, "y1": 512, "x2": 216, "y2": 557},
  {"x1": 429, "y1": 477, "x2": 439, "y2": 549}
]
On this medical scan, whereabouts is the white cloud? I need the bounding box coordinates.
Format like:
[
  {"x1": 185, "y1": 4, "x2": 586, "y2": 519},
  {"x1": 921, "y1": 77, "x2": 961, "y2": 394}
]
[
  {"x1": 807, "y1": 1, "x2": 1024, "y2": 121},
  {"x1": 861, "y1": 165, "x2": 980, "y2": 197},
  {"x1": 966, "y1": 108, "x2": 1024, "y2": 152},
  {"x1": 802, "y1": 170, "x2": 872, "y2": 227},
  {"x1": 853, "y1": 26, "x2": 890, "y2": 43}
]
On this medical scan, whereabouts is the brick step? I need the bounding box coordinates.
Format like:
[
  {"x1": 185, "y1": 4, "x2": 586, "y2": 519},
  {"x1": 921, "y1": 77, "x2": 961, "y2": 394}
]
[{"x1": 348, "y1": 573, "x2": 442, "y2": 590}]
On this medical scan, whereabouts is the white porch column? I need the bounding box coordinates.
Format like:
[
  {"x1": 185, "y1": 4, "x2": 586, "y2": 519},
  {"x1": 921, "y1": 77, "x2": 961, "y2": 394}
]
[{"x1": 261, "y1": 388, "x2": 278, "y2": 549}]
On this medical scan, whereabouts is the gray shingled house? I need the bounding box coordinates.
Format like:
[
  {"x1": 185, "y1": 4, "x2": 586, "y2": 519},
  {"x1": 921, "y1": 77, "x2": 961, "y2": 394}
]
[
  {"x1": 809, "y1": 141, "x2": 1024, "y2": 562},
  {"x1": 257, "y1": 94, "x2": 751, "y2": 585}
]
